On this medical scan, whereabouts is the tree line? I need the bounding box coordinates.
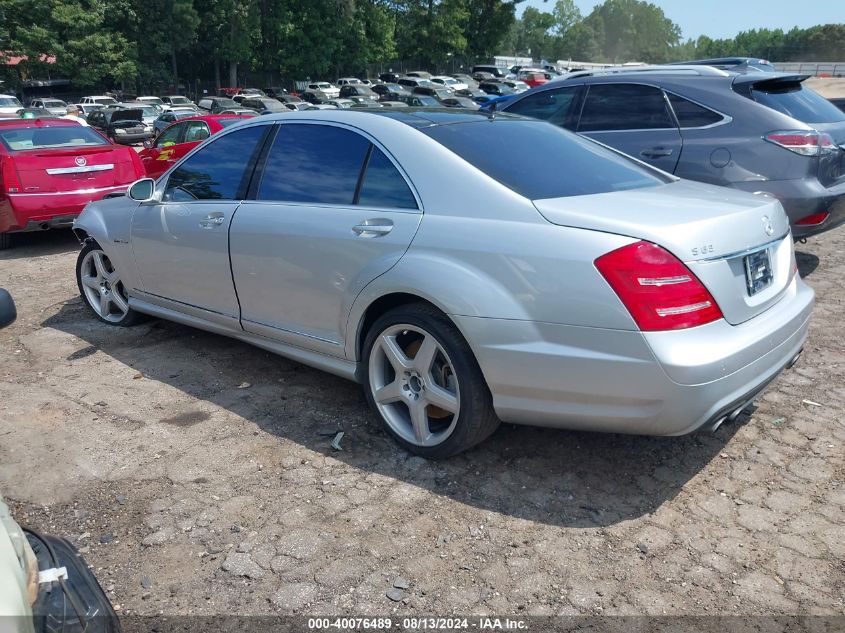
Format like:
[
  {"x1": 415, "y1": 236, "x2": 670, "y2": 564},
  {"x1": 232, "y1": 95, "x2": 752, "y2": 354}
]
[{"x1": 0, "y1": 0, "x2": 843, "y2": 94}]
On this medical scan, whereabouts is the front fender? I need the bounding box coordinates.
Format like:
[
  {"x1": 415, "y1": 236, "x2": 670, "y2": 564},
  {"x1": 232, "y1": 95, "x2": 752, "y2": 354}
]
[{"x1": 73, "y1": 197, "x2": 142, "y2": 293}]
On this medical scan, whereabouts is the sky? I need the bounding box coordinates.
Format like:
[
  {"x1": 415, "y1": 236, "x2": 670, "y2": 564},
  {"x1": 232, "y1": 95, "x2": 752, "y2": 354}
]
[{"x1": 517, "y1": 0, "x2": 845, "y2": 41}]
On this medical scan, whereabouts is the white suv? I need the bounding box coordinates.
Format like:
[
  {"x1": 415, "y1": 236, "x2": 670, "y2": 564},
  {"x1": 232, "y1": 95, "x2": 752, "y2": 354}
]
[
  {"x1": 79, "y1": 95, "x2": 119, "y2": 107},
  {"x1": 0, "y1": 94, "x2": 23, "y2": 117}
]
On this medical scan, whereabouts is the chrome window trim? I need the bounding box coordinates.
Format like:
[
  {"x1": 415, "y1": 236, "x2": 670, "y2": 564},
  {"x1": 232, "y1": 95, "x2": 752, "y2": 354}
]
[{"x1": 662, "y1": 89, "x2": 733, "y2": 130}]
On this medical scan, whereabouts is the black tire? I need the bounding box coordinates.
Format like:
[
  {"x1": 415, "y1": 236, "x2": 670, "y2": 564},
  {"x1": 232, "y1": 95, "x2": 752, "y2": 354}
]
[
  {"x1": 363, "y1": 302, "x2": 499, "y2": 459},
  {"x1": 0, "y1": 232, "x2": 10, "y2": 250},
  {"x1": 76, "y1": 240, "x2": 146, "y2": 327}
]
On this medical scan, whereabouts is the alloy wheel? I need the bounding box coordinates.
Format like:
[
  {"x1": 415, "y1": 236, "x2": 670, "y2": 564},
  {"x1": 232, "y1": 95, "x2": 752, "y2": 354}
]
[
  {"x1": 368, "y1": 324, "x2": 461, "y2": 447},
  {"x1": 79, "y1": 250, "x2": 130, "y2": 323}
]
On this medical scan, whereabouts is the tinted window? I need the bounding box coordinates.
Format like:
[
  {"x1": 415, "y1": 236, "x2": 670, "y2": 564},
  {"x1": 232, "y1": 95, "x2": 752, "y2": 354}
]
[
  {"x1": 358, "y1": 148, "x2": 417, "y2": 209},
  {"x1": 422, "y1": 119, "x2": 667, "y2": 199},
  {"x1": 258, "y1": 124, "x2": 369, "y2": 204},
  {"x1": 165, "y1": 125, "x2": 266, "y2": 201},
  {"x1": 184, "y1": 121, "x2": 210, "y2": 142},
  {"x1": 750, "y1": 83, "x2": 845, "y2": 124},
  {"x1": 156, "y1": 123, "x2": 183, "y2": 147},
  {"x1": 667, "y1": 93, "x2": 723, "y2": 127},
  {"x1": 579, "y1": 84, "x2": 674, "y2": 131},
  {"x1": 505, "y1": 87, "x2": 578, "y2": 126}
]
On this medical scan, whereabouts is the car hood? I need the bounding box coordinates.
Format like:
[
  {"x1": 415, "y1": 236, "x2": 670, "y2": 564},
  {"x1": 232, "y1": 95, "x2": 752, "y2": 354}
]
[{"x1": 110, "y1": 109, "x2": 144, "y2": 123}]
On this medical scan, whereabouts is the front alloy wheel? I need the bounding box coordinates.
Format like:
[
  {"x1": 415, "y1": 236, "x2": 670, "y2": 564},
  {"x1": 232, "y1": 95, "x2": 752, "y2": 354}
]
[
  {"x1": 364, "y1": 303, "x2": 499, "y2": 459},
  {"x1": 76, "y1": 241, "x2": 143, "y2": 326}
]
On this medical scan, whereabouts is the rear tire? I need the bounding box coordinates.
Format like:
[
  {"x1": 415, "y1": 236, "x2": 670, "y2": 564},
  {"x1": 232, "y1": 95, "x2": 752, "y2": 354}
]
[
  {"x1": 76, "y1": 241, "x2": 145, "y2": 327},
  {"x1": 363, "y1": 302, "x2": 499, "y2": 459},
  {"x1": 0, "y1": 233, "x2": 10, "y2": 250}
]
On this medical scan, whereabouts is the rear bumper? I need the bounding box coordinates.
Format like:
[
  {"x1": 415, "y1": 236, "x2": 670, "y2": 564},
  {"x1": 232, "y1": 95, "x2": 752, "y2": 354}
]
[
  {"x1": 731, "y1": 177, "x2": 845, "y2": 239},
  {"x1": 455, "y1": 276, "x2": 814, "y2": 435},
  {"x1": 111, "y1": 132, "x2": 152, "y2": 145},
  {"x1": 0, "y1": 185, "x2": 130, "y2": 233}
]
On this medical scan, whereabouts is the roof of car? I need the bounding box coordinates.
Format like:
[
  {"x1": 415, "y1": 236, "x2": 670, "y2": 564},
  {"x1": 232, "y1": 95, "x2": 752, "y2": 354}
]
[{"x1": 255, "y1": 108, "x2": 521, "y2": 131}]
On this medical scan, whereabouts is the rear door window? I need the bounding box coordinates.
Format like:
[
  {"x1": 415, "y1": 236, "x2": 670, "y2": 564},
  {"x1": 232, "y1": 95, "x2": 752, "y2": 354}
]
[
  {"x1": 257, "y1": 123, "x2": 370, "y2": 204},
  {"x1": 357, "y1": 148, "x2": 417, "y2": 209},
  {"x1": 750, "y1": 82, "x2": 845, "y2": 124},
  {"x1": 666, "y1": 93, "x2": 724, "y2": 127},
  {"x1": 579, "y1": 84, "x2": 675, "y2": 132},
  {"x1": 505, "y1": 86, "x2": 579, "y2": 127}
]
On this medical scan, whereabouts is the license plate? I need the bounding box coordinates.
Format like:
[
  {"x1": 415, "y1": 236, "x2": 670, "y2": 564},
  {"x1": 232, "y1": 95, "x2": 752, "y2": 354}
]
[{"x1": 744, "y1": 248, "x2": 773, "y2": 296}]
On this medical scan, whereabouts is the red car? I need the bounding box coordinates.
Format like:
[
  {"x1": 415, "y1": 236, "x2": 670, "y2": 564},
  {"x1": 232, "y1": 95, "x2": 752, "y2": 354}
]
[
  {"x1": 522, "y1": 72, "x2": 550, "y2": 89},
  {"x1": 138, "y1": 114, "x2": 252, "y2": 179},
  {"x1": 0, "y1": 118, "x2": 145, "y2": 249}
]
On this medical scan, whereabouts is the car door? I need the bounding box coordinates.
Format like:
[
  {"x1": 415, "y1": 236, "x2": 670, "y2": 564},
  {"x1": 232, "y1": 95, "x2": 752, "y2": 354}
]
[
  {"x1": 130, "y1": 123, "x2": 270, "y2": 326},
  {"x1": 139, "y1": 122, "x2": 186, "y2": 179},
  {"x1": 230, "y1": 122, "x2": 422, "y2": 357},
  {"x1": 576, "y1": 83, "x2": 682, "y2": 173}
]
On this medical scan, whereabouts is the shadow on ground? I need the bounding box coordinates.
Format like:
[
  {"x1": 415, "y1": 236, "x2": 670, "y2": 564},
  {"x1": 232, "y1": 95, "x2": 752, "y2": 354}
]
[
  {"x1": 1, "y1": 229, "x2": 79, "y2": 261},
  {"x1": 796, "y1": 250, "x2": 820, "y2": 278},
  {"x1": 43, "y1": 301, "x2": 740, "y2": 529}
]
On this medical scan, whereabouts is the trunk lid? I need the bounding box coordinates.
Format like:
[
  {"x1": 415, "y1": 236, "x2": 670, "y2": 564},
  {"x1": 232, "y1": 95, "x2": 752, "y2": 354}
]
[
  {"x1": 11, "y1": 145, "x2": 135, "y2": 192},
  {"x1": 534, "y1": 180, "x2": 794, "y2": 325}
]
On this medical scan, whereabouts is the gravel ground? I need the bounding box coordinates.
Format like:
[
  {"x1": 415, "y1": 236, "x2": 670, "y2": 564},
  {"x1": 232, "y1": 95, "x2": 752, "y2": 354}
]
[{"x1": 0, "y1": 228, "x2": 843, "y2": 617}]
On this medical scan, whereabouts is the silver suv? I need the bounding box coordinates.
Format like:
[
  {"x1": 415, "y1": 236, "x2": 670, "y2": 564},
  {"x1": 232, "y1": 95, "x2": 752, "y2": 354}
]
[{"x1": 500, "y1": 66, "x2": 845, "y2": 238}]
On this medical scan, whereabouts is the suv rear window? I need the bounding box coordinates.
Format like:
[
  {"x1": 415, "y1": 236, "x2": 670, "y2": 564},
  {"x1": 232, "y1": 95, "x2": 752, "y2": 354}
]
[
  {"x1": 0, "y1": 126, "x2": 109, "y2": 151},
  {"x1": 421, "y1": 119, "x2": 667, "y2": 200},
  {"x1": 750, "y1": 81, "x2": 845, "y2": 124}
]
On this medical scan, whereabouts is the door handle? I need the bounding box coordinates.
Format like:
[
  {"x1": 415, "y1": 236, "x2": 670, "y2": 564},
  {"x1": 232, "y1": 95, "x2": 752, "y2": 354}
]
[
  {"x1": 353, "y1": 219, "x2": 393, "y2": 237},
  {"x1": 199, "y1": 212, "x2": 225, "y2": 229},
  {"x1": 641, "y1": 147, "x2": 674, "y2": 158}
]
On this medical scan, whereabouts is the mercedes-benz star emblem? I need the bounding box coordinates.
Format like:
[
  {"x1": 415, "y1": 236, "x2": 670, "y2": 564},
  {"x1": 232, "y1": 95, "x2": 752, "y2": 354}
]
[{"x1": 762, "y1": 215, "x2": 774, "y2": 236}]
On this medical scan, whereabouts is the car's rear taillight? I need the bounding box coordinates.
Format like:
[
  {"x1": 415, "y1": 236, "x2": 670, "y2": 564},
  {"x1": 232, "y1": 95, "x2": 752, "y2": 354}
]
[
  {"x1": 764, "y1": 130, "x2": 836, "y2": 156},
  {"x1": 595, "y1": 241, "x2": 723, "y2": 331},
  {"x1": 795, "y1": 211, "x2": 829, "y2": 226},
  {"x1": 0, "y1": 155, "x2": 22, "y2": 193}
]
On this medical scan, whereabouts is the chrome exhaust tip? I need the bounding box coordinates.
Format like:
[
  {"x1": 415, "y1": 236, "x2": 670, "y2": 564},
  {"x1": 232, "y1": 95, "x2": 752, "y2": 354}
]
[{"x1": 786, "y1": 349, "x2": 803, "y2": 369}]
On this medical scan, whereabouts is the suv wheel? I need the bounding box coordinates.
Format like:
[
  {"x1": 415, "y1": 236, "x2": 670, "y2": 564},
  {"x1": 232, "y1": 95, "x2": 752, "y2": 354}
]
[{"x1": 363, "y1": 303, "x2": 499, "y2": 459}]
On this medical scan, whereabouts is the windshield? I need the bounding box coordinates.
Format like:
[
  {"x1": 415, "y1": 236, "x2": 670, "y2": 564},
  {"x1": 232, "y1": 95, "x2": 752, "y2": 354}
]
[
  {"x1": 0, "y1": 97, "x2": 22, "y2": 107},
  {"x1": 317, "y1": 83, "x2": 332, "y2": 89},
  {"x1": 94, "y1": 97, "x2": 118, "y2": 105},
  {"x1": 0, "y1": 125, "x2": 110, "y2": 151},
  {"x1": 141, "y1": 97, "x2": 164, "y2": 105},
  {"x1": 751, "y1": 82, "x2": 845, "y2": 124},
  {"x1": 43, "y1": 100, "x2": 66, "y2": 107},
  {"x1": 421, "y1": 119, "x2": 667, "y2": 199},
  {"x1": 136, "y1": 105, "x2": 159, "y2": 116},
  {"x1": 169, "y1": 97, "x2": 190, "y2": 105}
]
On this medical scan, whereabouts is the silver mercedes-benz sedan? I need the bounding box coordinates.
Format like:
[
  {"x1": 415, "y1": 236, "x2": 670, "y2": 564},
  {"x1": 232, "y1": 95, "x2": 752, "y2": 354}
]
[{"x1": 72, "y1": 110, "x2": 814, "y2": 458}]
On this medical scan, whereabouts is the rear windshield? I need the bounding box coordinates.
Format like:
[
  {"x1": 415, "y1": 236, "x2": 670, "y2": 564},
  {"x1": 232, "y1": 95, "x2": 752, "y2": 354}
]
[
  {"x1": 421, "y1": 119, "x2": 667, "y2": 199},
  {"x1": 43, "y1": 100, "x2": 66, "y2": 107},
  {"x1": 751, "y1": 82, "x2": 845, "y2": 124},
  {"x1": 0, "y1": 126, "x2": 109, "y2": 151},
  {"x1": 169, "y1": 97, "x2": 191, "y2": 105}
]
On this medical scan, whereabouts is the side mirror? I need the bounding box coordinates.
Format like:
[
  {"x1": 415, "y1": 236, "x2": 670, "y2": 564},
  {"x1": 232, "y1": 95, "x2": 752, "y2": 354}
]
[
  {"x1": 128, "y1": 178, "x2": 157, "y2": 202},
  {"x1": 0, "y1": 289, "x2": 17, "y2": 329}
]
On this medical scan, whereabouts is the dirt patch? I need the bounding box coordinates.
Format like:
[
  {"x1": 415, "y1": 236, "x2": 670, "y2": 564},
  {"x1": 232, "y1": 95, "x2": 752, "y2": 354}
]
[{"x1": 0, "y1": 228, "x2": 843, "y2": 617}]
